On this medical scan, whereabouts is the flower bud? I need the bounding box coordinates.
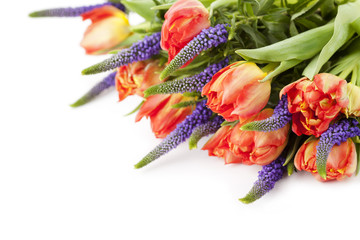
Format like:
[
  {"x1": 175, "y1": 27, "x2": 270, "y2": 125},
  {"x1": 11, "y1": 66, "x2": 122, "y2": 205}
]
[
  {"x1": 161, "y1": 0, "x2": 210, "y2": 65},
  {"x1": 202, "y1": 62, "x2": 270, "y2": 122},
  {"x1": 294, "y1": 138, "x2": 357, "y2": 181},
  {"x1": 81, "y1": 6, "x2": 131, "y2": 55},
  {"x1": 136, "y1": 94, "x2": 193, "y2": 138},
  {"x1": 115, "y1": 60, "x2": 163, "y2": 101}
]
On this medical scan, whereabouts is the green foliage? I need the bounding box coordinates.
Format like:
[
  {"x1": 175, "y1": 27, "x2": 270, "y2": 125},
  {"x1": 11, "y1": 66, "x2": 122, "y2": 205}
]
[
  {"x1": 171, "y1": 100, "x2": 198, "y2": 109},
  {"x1": 303, "y1": 1, "x2": 360, "y2": 79},
  {"x1": 121, "y1": 0, "x2": 156, "y2": 21}
]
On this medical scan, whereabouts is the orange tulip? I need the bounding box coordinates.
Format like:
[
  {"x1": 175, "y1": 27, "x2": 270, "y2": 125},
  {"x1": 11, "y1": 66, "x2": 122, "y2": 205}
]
[
  {"x1": 81, "y1": 6, "x2": 131, "y2": 55},
  {"x1": 294, "y1": 138, "x2": 357, "y2": 181},
  {"x1": 135, "y1": 94, "x2": 193, "y2": 138},
  {"x1": 115, "y1": 60, "x2": 164, "y2": 101},
  {"x1": 201, "y1": 125, "x2": 233, "y2": 159},
  {"x1": 202, "y1": 62, "x2": 270, "y2": 122},
  {"x1": 280, "y1": 73, "x2": 348, "y2": 137},
  {"x1": 161, "y1": 0, "x2": 210, "y2": 65},
  {"x1": 203, "y1": 109, "x2": 289, "y2": 165}
]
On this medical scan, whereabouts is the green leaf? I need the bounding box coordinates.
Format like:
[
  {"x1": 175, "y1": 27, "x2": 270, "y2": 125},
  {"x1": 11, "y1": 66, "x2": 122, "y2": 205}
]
[
  {"x1": 283, "y1": 135, "x2": 302, "y2": 166},
  {"x1": 121, "y1": 0, "x2": 156, "y2": 21},
  {"x1": 291, "y1": 0, "x2": 326, "y2": 20},
  {"x1": 303, "y1": 1, "x2": 360, "y2": 79},
  {"x1": 221, "y1": 120, "x2": 239, "y2": 127},
  {"x1": 151, "y1": 2, "x2": 173, "y2": 10},
  {"x1": 260, "y1": 59, "x2": 302, "y2": 82},
  {"x1": 255, "y1": 0, "x2": 275, "y2": 15},
  {"x1": 289, "y1": 21, "x2": 299, "y2": 36},
  {"x1": 236, "y1": 22, "x2": 334, "y2": 63},
  {"x1": 209, "y1": 0, "x2": 237, "y2": 17},
  {"x1": 124, "y1": 100, "x2": 144, "y2": 116},
  {"x1": 351, "y1": 17, "x2": 360, "y2": 35},
  {"x1": 329, "y1": 38, "x2": 360, "y2": 79},
  {"x1": 172, "y1": 100, "x2": 197, "y2": 109},
  {"x1": 238, "y1": 24, "x2": 268, "y2": 48},
  {"x1": 287, "y1": 161, "x2": 295, "y2": 176}
]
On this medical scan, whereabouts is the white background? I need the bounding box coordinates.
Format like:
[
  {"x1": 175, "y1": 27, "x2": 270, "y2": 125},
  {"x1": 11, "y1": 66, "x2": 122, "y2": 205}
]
[{"x1": 1, "y1": 0, "x2": 360, "y2": 239}]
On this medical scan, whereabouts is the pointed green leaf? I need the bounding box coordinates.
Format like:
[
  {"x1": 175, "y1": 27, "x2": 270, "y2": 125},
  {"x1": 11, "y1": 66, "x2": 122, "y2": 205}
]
[
  {"x1": 291, "y1": 0, "x2": 326, "y2": 20},
  {"x1": 236, "y1": 22, "x2": 334, "y2": 63},
  {"x1": 121, "y1": 0, "x2": 156, "y2": 21},
  {"x1": 124, "y1": 100, "x2": 144, "y2": 116},
  {"x1": 283, "y1": 136, "x2": 302, "y2": 166},
  {"x1": 287, "y1": 161, "x2": 295, "y2": 176},
  {"x1": 260, "y1": 59, "x2": 302, "y2": 82},
  {"x1": 303, "y1": 1, "x2": 360, "y2": 79},
  {"x1": 351, "y1": 17, "x2": 360, "y2": 35}
]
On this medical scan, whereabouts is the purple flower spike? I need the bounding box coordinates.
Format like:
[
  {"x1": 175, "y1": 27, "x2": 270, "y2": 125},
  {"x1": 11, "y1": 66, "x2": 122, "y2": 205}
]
[
  {"x1": 70, "y1": 72, "x2": 116, "y2": 107},
  {"x1": 240, "y1": 156, "x2": 286, "y2": 204},
  {"x1": 316, "y1": 118, "x2": 360, "y2": 179},
  {"x1": 160, "y1": 24, "x2": 229, "y2": 80},
  {"x1": 82, "y1": 32, "x2": 161, "y2": 75},
  {"x1": 241, "y1": 94, "x2": 292, "y2": 132},
  {"x1": 29, "y1": 1, "x2": 125, "y2": 17},
  {"x1": 134, "y1": 100, "x2": 214, "y2": 169},
  {"x1": 188, "y1": 115, "x2": 224, "y2": 149},
  {"x1": 144, "y1": 59, "x2": 229, "y2": 97}
]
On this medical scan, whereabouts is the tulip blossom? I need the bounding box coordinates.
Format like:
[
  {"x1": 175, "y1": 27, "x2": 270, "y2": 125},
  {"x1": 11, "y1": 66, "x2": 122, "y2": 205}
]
[
  {"x1": 161, "y1": 0, "x2": 210, "y2": 65},
  {"x1": 115, "y1": 60, "x2": 164, "y2": 101},
  {"x1": 202, "y1": 62, "x2": 270, "y2": 122},
  {"x1": 342, "y1": 83, "x2": 360, "y2": 117},
  {"x1": 203, "y1": 109, "x2": 289, "y2": 165},
  {"x1": 280, "y1": 73, "x2": 348, "y2": 137},
  {"x1": 294, "y1": 138, "x2": 357, "y2": 181},
  {"x1": 80, "y1": 5, "x2": 131, "y2": 55},
  {"x1": 135, "y1": 94, "x2": 193, "y2": 138}
]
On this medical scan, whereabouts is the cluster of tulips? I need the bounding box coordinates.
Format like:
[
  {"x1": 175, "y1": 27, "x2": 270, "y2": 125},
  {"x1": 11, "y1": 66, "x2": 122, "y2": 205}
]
[{"x1": 31, "y1": 0, "x2": 360, "y2": 203}]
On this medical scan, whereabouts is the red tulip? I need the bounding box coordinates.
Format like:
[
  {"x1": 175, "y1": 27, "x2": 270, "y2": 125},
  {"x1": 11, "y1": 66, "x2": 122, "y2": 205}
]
[
  {"x1": 294, "y1": 138, "x2": 357, "y2": 181},
  {"x1": 81, "y1": 6, "x2": 131, "y2": 55},
  {"x1": 280, "y1": 73, "x2": 348, "y2": 137},
  {"x1": 135, "y1": 94, "x2": 193, "y2": 138},
  {"x1": 115, "y1": 60, "x2": 164, "y2": 101},
  {"x1": 160, "y1": 0, "x2": 210, "y2": 65},
  {"x1": 202, "y1": 62, "x2": 270, "y2": 122}
]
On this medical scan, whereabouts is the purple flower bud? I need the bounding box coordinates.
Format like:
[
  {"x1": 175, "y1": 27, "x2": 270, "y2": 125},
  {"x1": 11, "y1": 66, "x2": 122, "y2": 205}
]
[
  {"x1": 316, "y1": 118, "x2": 360, "y2": 179},
  {"x1": 241, "y1": 94, "x2": 292, "y2": 132},
  {"x1": 135, "y1": 100, "x2": 214, "y2": 168},
  {"x1": 29, "y1": 2, "x2": 125, "y2": 17},
  {"x1": 144, "y1": 59, "x2": 229, "y2": 97},
  {"x1": 70, "y1": 72, "x2": 116, "y2": 107},
  {"x1": 82, "y1": 32, "x2": 161, "y2": 75},
  {"x1": 240, "y1": 156, "x2": 286, "y2": 204},
  {"x1": 160, "y1": 24, "x2": 229, "y2": 80}
]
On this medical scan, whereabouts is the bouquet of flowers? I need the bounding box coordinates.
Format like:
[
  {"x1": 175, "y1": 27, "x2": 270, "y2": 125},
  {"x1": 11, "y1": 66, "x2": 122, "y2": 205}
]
[{"x1": 30, "y1": 0, "x2": 360, "y2": 203}]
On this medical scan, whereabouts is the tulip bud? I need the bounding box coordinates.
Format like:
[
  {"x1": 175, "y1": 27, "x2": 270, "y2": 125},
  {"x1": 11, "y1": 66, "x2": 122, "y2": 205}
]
[
  {"x1": 294, "y1": 138, "x2": 357, "y2": 181},
  {"x1": 115, "y1": 60, "x2": 164, "y2": 101},
  {"x1": 161, "y1": 0, "x2": 210, "y2": 65},
  {"x1": 203, "y1": 109, "x2": 289, "y2": 166},
  {"x1": 80, "y1": 6, "x2": 131, "y2": 55},
  {"x1": 202, "y1": 62, "x2": 270, "y2": 122},
  {"x1": 136, "y1": 94, "x2": 193, "y2": 138},
  {"x1": 280, "y1": 73, "x2": 348, "y2": 137}
]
